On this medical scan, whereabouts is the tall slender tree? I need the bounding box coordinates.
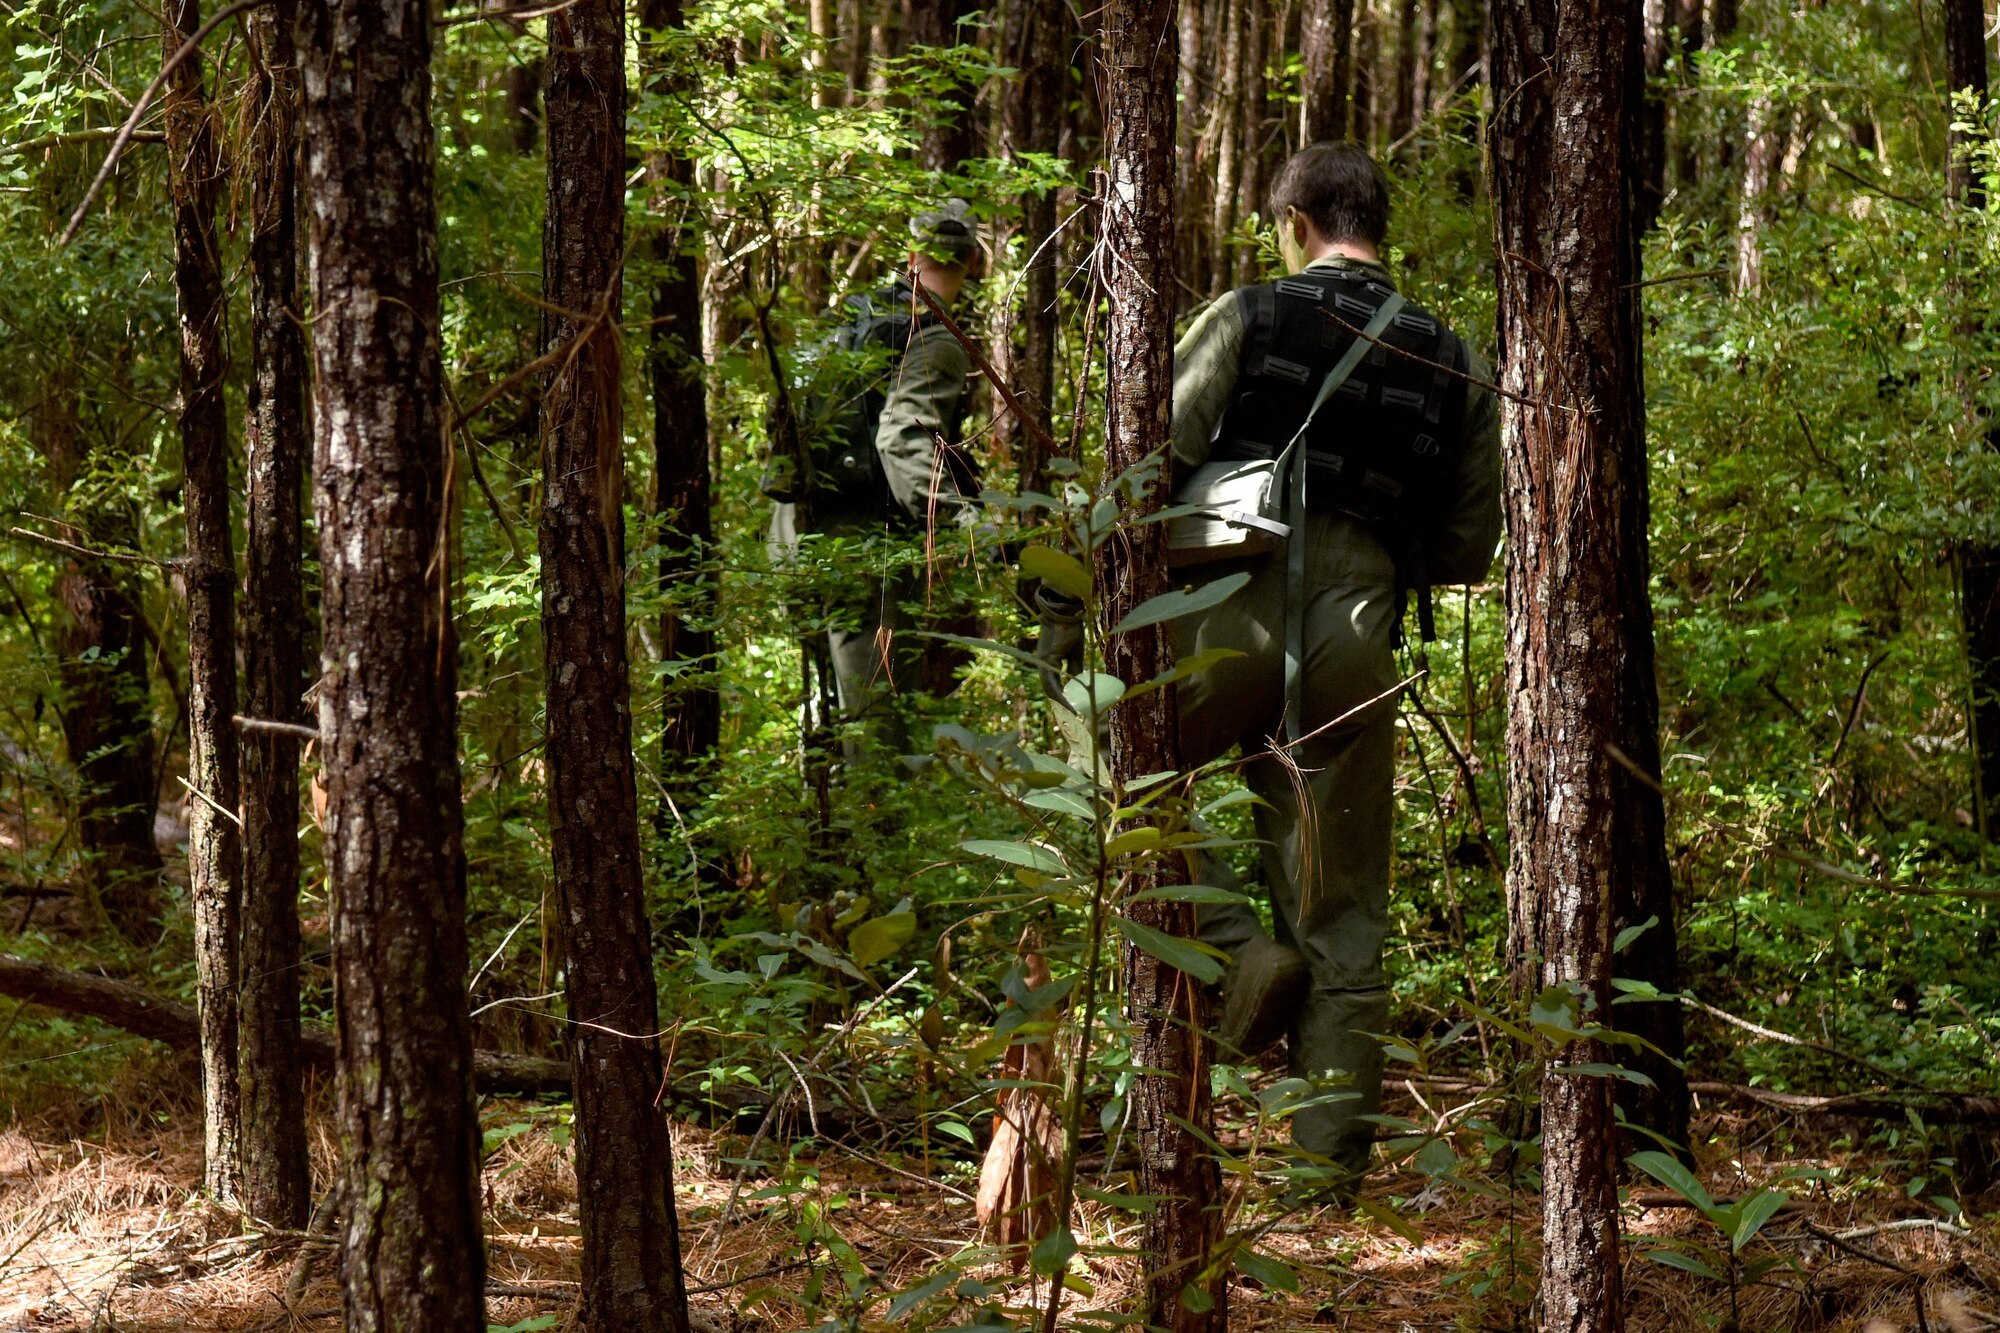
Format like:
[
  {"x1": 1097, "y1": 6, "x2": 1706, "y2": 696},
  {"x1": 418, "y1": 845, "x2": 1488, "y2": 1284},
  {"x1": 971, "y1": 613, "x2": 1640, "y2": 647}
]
[
  {"x1": 238, "y1": 0, "x2": 311, "y2": 1230},
  {"x1": 1942, "y1": 0, "x2": 1998, "y2": 839},
  {"x1": 298, "y1": 0, "x2": 485, "y2": 1324},
  {"x1": 1301, "y1": 0, "x2": 1357, "y2": 141},
  {"x1": 994, "y1": 0, "x2": 1068, "y2": 491},
  {"x1": 644, "y1": 0, "x2": 720, "y2": 790},
  {"x1": 1492, "y1": 0, "x2": 1670, "y2": 1324},
  {"x1": 1100, "y1": 0, "x2": 1222, "y2": 1325},
  {"x1": 162, "y1": 0, "x2": 242, "y2": 1203},
  {"x1": 541, "y1": 1, "x2": 694, "y2": 1328}
]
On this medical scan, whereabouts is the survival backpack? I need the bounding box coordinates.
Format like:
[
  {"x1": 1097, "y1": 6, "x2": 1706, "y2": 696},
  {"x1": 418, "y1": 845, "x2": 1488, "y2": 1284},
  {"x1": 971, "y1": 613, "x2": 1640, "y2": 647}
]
[
  {"x1": 1209, "y1": 266, "x2": 1472, "y2": 639},
  {"x1": 760, "y1": 283, "x2": 966, "y2": 522}
]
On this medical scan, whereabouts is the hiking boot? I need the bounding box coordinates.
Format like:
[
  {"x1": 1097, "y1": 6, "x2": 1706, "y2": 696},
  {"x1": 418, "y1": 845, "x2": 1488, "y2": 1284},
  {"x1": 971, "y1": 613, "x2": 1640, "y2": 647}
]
[{"x1": 1218, "y1": 934, "x2": 1309, "y2": 1057}]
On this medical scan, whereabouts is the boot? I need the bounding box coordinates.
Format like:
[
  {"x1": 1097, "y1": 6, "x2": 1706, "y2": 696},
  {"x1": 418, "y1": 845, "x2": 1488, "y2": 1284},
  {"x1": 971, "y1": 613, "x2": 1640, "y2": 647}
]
[{"x1": 1218, "y1": 933, "x2": 1309, "y2": 1057}]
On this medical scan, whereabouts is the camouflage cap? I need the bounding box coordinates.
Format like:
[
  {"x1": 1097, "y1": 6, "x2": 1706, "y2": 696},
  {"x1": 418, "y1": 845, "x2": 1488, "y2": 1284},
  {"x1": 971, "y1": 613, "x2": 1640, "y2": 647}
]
[{"x1": 909, "y1": 198, "x2": 979, "y2": 265}]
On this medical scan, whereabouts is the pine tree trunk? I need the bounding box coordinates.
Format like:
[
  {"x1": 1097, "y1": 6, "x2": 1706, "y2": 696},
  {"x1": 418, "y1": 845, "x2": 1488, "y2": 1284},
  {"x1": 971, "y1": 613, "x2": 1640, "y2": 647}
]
[
  {"x1": 1638, "y1": 0, "x2": 1669, "y2": 226},
  {"x1": 1670, "y1": 0, "x2": 1703, "y2": 189},
  {"x1": 40, "y1": 381, "x2": 165, "y2": 942},
  {"x1": 1943, "y1": 0, "x2": 1998, "y2": 839},
  {"x1": 1206, "y1": 0, "x2": 1244, "y2": 297},
  {"x1": 997, "y1": 0, "x2": 1067, "y2": 490},
  {"x1": 1491, "y1": 0, "x2": 1670, "y2": 1318},
  {"x1": 643, "y1": 0, "x2": 720, "y2": 790},
  {"x1": 1235, "y1": 0, "x2": 1274, "y2": 287},
  {"x1": 1301, "y1": 0, "x2": 1357, "y2": 141},
  {"x1": 298, "y1": 0, "x2": 486, "y2": 1324},
  {"x1": 1100, "y1": 0, "x2": 1223, "y2": 1325},
  {"x1": 540, "y1": 3, "x2": 696, "y2": 1327},
  {"x1": 162, "y1": 0, "x2": 242, "y2": 1205},
  {"x1": 1352, "y1": 0, "x2": 1380, "y2": 145},
  {"x1": 239, "y1": 0, "x2": 311, "y2": 1231},
  {"x1": 1390, "y1": 0, "x2": 1420, "y2": 142}
]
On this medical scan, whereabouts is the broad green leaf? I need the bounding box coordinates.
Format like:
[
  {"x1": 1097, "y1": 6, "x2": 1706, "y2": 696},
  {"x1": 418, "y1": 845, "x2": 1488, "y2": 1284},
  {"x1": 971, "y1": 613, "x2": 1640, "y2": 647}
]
[
  {"x1": 1111, "y1": 915, "x2": 1228, "y2": 984},
  {"x1": 1123, "y1": 646, "x2": 1248, "y2": 701},
  {"x1": 1064, "y1": 670, "x2": 1126, "y2": 717},
  {"x1": 1018, "y1": 544, "x2": 1091, "y2": 598},
  {"x1": 848, "y1": 912, "x2": 916, "y2": 967},
  {"x1": 1731, "y1": 1188, "x2": 1790, "y2": 1251},
  {"x1": 1643, "y1": 1247, "x2": 1724, "y2": 1282},
  {"x1": 1111, "y1": 572, "x2": 1252, "y2": 635},
  {"x1": 961, "y1": 838, "x2": 1069, "y2": 876},
  {"x1": 1629, "y1": 1149, "x2": 1715, "y2": 1214},
  {"x1": 1558, "y1": 1061, "x2": 1657, "y2": 1087},
  {"x1": 1231, "y1": 1247, "x2": 1301, "y2": 1292},
  {"x1": 924, "y1": 631, "x2": 1052, "y2": 672},
  {"x1": 1104, "y1": 825, "x2": 1162, "y2": 858},
  {"x1": 931, "y1": 1118, "x2": 977, "y2": 1146},
  {"x1": 1030, "y1": 1225, "x2": 1077, "y2": 1276},
  {"x1": 1125, "y1": 883, "x2": 1253, "y2": 906},
  {"x1": 1413, "y1": 1137, "x2": 1458, "y2": 1177},
  {"x1": 1613, "y1": 914, "x2": 1659, "y2": 953},
  {"x1": 1022, "y1": 787, "x2": 1095, "y2": 820}
]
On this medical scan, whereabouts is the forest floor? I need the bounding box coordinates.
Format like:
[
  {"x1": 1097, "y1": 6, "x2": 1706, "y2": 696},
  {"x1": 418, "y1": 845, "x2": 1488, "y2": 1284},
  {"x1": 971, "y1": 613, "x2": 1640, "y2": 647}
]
[{"x1": 2, "y1": 1058, "x2": 1996, "y2": 1333}]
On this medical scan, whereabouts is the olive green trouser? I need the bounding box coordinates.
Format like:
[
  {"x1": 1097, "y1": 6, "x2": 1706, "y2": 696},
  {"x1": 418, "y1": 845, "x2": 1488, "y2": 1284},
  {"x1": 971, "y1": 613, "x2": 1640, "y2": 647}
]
[
  {"x1": 1169, "y1": 515, "x2": 1403, "y2": 1174},
  {"x1": 828, "y1": 561, "x2": 930, "y2": 760}
]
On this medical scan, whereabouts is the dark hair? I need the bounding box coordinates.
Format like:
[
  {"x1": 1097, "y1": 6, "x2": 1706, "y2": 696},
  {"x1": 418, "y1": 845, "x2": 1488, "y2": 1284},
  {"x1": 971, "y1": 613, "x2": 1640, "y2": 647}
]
[{"x1": 1270, "y1": 142, "x2": 1390, "y2": 248}]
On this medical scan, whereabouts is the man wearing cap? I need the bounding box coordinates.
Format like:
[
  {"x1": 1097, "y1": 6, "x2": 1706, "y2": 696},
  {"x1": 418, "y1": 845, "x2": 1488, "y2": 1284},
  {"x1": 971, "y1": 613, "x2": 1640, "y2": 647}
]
[
  {"x1": 770, "y1": 200, "x2": 983, "y2": 755},
  {"x1": 1170, "y1": 144, "x2": 1501, "y2": 1182}
]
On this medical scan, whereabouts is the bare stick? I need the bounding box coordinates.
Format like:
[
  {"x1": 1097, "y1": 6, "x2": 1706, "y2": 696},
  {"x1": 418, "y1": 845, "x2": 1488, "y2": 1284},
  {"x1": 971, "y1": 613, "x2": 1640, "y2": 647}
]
[
  {"x1": 232, "y1": 715, "x2": 320, "y2": 741},
  {"x1": 904, "y1": 261, "x2": 1064, "y2": 465}
]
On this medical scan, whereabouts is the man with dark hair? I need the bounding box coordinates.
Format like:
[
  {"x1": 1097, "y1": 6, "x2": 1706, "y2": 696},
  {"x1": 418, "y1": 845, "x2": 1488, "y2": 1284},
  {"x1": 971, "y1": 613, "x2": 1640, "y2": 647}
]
[
  {"x1": 769, "y1": 200, "x2": 983, "y2": 756},
  {"x1": 1168, "y1": 143, "x2": 1501, "y2": 1182}
]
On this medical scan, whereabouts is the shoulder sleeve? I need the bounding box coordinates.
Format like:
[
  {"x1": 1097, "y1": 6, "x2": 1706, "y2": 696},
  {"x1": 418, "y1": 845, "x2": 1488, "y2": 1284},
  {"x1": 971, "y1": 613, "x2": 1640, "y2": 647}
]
[
  {"x1": 1424, "y1": 344, "x2": 1504, "y2": 586},
  {"x1": 1170, "y1": 292, "x2": 1245, "y2": 472},
  {"x1": 873, "y1": 321, "x2": 973, "y2": 523}
]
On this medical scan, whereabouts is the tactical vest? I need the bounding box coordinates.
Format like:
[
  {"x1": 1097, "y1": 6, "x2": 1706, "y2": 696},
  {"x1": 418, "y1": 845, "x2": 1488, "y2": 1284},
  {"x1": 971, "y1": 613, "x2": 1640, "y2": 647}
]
[
  {"x1": 765, "y1": 282, "x2": 972, "y2": 524},
  {"x1": 1211, "y1": 267, "x2": 1471, "y2": 637}
]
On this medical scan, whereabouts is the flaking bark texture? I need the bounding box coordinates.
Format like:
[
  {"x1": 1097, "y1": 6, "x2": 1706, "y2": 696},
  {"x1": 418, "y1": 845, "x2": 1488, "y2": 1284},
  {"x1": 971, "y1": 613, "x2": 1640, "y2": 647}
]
[
  {"x1": 239, "y1": 0, "x2": 311, "y2": 1231},
  {"x1": 1491, "y1": 0, "x2": 1680, "y2": 1322},
  {"x1": 163, "y1": 0, "x2": 242, "y2": 1203},
  {"x1": 1099, "y1": 0, "x2": 1223, "y2": 1326},
  {"x1": 540, "y1": 2, "x2": 694, "y2": 1328},
  {"x1": 907, "y1": 0, "x2": 979, "y2": 169},
  {"x1": 39, "y1": 380, "x2": 165, "y2": 941},
  {"x1": 643, "y1": 0, "x2": 720, "y2": 785},
  {"x1": 297, "y1": 0, "x2": 485, "y2": 1324},
  {"x1": 1301, "y1": 0, "x2": 1357, "y2": 141}
]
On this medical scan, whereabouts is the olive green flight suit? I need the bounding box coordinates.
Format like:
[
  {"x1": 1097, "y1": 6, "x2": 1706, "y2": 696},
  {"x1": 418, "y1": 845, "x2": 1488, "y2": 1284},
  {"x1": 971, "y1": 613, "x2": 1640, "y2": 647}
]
[
  {"x1": 1167, "y1": 256, "x2": 1502, "y2": 1171},
  {"x1": 770, "y1": 279, "x2": 975, "y2": 756}
]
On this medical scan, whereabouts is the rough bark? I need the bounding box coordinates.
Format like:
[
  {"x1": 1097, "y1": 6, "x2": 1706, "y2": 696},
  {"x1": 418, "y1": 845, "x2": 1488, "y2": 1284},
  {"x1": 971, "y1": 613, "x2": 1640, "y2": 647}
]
[
  {"x1": 540, "y1": 2, "x2": 695, "y2": 1329},
  {"x1": 643, "y1": 0, "x2": 720, "y2": 790},
  {"x1": 1234, "y1": 0, "x2": 1274, "y2": 286},
  {"x1": 162, "y1": 0, "x2": 242, "y2": 1204},
  {"x1": 38, "y1": 381, "x2": 165, "y2": 941},
  {"x1": 995, "y1": 0, "x2": 1067, "y2": 490},
  {"x1": 239, "y1": 0, "x2": 312, "y2": 1231},
  {"x1": 1206, "y1": 0, "x2": 1246, "y2": 297},
  {"x1": 1301, "y1": 0, "x2": 1357, "y2": 141},
  {"x1": 1492, "y1": 0, "x2": 1678, "y2": 1318},
  {"x1": 298, "y1": 0, "x2": 486, "y2": 1324},
  {"x1": 1100, "y1": 0, "x2": 1223, "y2": 1325}
]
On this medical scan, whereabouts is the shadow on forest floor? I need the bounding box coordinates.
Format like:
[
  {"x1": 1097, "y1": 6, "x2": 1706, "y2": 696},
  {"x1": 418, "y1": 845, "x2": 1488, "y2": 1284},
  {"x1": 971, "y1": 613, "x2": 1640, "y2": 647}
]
[{"x1": 1, "y1": 1064, "x2": 1995, "y2": 1332}]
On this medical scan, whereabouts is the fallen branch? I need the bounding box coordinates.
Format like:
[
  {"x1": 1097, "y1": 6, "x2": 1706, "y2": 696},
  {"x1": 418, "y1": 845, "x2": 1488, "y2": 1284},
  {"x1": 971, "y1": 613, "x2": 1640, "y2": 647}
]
[
  {"x1": 1687, "y1": 1079, "x2": 2000, "y2": 1125},
  {"x1": 0, "y1": 954, "x2": 569, "y2": 1095}
]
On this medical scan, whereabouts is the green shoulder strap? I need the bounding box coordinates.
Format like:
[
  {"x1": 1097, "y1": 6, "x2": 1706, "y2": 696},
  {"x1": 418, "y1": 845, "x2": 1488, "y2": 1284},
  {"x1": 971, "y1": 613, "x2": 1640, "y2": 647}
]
[{"x1": 1281, "y1": 290, "x2": 1406, "y2": 744}]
